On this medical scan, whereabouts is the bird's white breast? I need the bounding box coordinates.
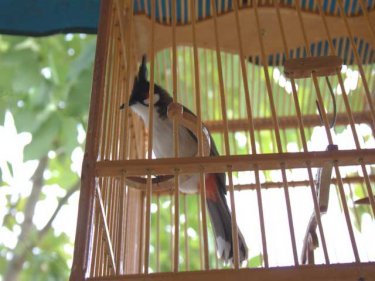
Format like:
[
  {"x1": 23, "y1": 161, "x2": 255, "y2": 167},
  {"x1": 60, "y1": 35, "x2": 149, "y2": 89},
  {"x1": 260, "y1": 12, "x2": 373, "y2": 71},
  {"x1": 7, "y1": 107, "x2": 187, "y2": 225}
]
[{"x1": 131, "y1": 103, "x2": 199, "y2": 193}]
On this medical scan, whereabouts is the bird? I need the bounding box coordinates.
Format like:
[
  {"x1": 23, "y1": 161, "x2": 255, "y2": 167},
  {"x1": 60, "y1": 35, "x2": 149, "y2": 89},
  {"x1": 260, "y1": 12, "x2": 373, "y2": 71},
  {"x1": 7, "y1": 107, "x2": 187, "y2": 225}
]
[{"x1": 127, "y1": 55, "x2": 248, "y2": 265}]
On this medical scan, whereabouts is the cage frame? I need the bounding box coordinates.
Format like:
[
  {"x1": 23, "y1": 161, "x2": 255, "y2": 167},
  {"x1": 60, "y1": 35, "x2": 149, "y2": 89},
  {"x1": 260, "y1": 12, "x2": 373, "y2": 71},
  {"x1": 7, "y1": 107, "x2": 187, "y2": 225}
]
[{"x1": 70, "y1": 0, "x2": 375, "y2": 280}]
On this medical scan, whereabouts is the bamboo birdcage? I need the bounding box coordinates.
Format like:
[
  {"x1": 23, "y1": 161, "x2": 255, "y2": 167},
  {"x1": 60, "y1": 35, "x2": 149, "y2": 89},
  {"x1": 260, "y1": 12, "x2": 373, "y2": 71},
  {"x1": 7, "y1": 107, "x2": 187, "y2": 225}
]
[{"x1": 70, "y1": 0, "x2": 375, "y2": 280}]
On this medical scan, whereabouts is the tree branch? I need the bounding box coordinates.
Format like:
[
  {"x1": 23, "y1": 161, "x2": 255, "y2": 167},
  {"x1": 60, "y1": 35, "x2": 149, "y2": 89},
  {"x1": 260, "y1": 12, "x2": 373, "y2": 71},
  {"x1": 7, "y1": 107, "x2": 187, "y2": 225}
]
[
  {"x1": 4, "y1": 153, "x2": 82, "y2": 281},
  {"x1": 4, "y1": 156, "x2": 48, "y2": 281},
  {"x1": 37, "y1": 181, "x2": 80, "y2": 240}
]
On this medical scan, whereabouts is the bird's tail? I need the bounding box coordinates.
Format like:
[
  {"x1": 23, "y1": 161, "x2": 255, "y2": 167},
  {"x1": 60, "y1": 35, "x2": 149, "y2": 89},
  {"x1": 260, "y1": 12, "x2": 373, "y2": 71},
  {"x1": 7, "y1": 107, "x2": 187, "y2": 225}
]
[{"x1": 206, "y1": 187, "x2": 248, "y2": 264}]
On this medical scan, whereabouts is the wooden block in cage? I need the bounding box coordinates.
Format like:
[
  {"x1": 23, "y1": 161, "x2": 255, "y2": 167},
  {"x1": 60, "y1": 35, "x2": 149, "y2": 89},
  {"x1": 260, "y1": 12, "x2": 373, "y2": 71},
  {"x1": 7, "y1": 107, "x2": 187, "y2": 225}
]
[
  {"x1": 316, "y1": 144, "x2": 338, "y2": 213},
  {"x1": 284, "y1": 56, "x2": 343, "y2": 79}
]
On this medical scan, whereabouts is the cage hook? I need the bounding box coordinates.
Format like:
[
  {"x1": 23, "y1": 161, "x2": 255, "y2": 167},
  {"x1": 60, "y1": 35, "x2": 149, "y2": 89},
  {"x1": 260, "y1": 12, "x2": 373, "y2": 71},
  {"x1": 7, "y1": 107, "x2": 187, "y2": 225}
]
[{"x1": 315, "y1": 76, "x2": 337, "y2": 129}]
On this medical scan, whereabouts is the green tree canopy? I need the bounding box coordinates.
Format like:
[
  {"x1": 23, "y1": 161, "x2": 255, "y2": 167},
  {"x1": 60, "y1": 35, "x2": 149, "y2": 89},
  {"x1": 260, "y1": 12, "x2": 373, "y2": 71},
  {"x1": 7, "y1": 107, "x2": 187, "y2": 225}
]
[{"x1": 0, "y1": 34, "x2": 96, "y2": 281}]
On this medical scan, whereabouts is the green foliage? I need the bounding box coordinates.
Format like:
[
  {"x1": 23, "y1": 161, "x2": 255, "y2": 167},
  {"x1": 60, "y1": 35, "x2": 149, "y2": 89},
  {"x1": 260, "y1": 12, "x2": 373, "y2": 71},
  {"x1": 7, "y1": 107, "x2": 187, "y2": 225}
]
[
  {"x1": 19, "y1": 231, "x2": 71, "y2": 281},
  {"x1": 0, "y1": 34, "x2": 96, "y2": 281}
]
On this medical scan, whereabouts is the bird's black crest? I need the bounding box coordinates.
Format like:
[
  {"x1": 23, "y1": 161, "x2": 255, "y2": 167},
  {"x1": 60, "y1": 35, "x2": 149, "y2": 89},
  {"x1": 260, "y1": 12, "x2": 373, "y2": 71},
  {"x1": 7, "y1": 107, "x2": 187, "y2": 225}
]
[
  {"x1": 129, "y1": 55, "x2": 150, "y2": 106},
  {"x1": 128, "y1": 55, "x2": 173, "y2": 118},
  {"x1": 138, "y1": 54, "x2": 148, "y2": 83}
]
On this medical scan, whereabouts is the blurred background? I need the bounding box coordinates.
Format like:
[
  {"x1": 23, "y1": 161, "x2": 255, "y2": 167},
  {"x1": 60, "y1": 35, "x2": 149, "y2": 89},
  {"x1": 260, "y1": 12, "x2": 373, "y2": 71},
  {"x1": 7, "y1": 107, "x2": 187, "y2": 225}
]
[{"x1": 0, "y1": 34, "x2": 96, "y2": 281}]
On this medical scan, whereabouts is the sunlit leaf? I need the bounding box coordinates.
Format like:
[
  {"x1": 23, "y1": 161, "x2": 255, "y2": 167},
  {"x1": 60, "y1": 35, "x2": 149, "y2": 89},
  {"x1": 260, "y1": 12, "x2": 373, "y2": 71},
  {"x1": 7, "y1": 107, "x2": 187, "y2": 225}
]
[
  {"x1": 248, "y1": 253, "x2": 263, "y2": 268},
  {"x1": 6, "y1": 161, "x2": 13, "y2": 177}
]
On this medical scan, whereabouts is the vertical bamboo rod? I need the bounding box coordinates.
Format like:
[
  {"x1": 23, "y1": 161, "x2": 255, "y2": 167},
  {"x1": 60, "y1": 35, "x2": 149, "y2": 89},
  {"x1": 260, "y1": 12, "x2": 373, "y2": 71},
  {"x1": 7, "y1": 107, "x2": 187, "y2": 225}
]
[
  {"x1": 100, "y1": 21, "x2": 115, "y2": 161},
  {"x1": 238, "y1": 57, "x2": 243, "y2": 120},
  {"x1": 117, "y1": 2, "x2": 134, "y2": 273},
  {"x1": 210, "y1": 0, "x2": 240, "y2": 269},
  {"x1": 203, "y1": 50, "x2": 209, "y2": 121},
  {"x1": 191, "y1": 0, "x2": 205, "y2": 167},
  {"x1": 353, "y1": 43, "x2": 369, "y2": 111},
  {"x1": 138, "y1": 193, "x2": 145, "y2": 273},
  {"x1": 191, "y1": 1, "x2": 210, "y2": 269},
  {"x1": 170, "y1": 0, "x2": 180, "y2": 273},
  {"x1": 358, "y1": 0, "x2": 375, "y2": 45},
  {"x1": 162, "y1": 50, "x2": 171, "y2": 93},
  {"x1": 116, "y1": 4, "x2": 126, "y2": 268},
  {"x1": 111, "y1": 182, "x2": 121, "y2": 274},
  {"x1": 120, "y1": 0, "x2": 134, "y2": 161},
  {"x1": 98, "y1": 193, "x2": 106, "y2": 276},
  {"x1": 230, "y1": 55, "x2": 235, "y2": 120},
  {"x1": 156, "y1": 195, "x2": 160, "y2": 272},
  {"x1": 253, "y1": 0, "x2": 299, "y2": 266},
  {"x1": 104, "y1": 11, "x2": 118, "y2": 162},
  {"x1": 181, "y1": 47, "x2": 187, "y2": 106},
  {"x1": 121, "y1": 181, "x2": 129, "y2": 275},
  {"x1": 157, "y1": 0, "x2": 163, "y2": 24},
  {"x1": 91, "y1": 195, "x2": 100, "y2": 277},
  {"x1": 169, "y1": 194, "x2": 173, "y2": 271},
  {"x1": 107, "y1": 179, "x2": 116, "y2": 272},
  {"x1": 112, "y1": 5, "x2": 123, "y2": 161},
  {"x1": 144, "y1": 0, "x2": 149, "y2": 16},
  {"x1": 210, "y1": 51, "x2": 218, "y2": 121},
  {"x1": 143, "y1": 0, "x2": 156, "y2": 273},
  {"x1": 105, "y1": 178, "x2": 115, "y2": 275},
  {"x1": 275, "y1": 0, "x2": 330, "y2": 264},
  {"x1": 183, "y1": 195, "x2": 190, "y2": 271},
  {"x1": 190, "y1": 48, "x2": 197, "y2": 112},
  {"x1": 197, "y1": 192, "x2": 204, "y2": 269},
  {"x1": 107, "y1": 22, "x2": 121, "y2": 270},
  {"x1": 97, "y1": 183, "x2": 105, "y2": 276},
  {"x1": 198, "y1": 171, "x2": 210, "y2": 269},
  {"x1": 115, "y1": 181, "x2": 123, "y2": 271},
  {"x1": 113, "y1": 181, "x2": 121, "y2": 269},
  {"x1": 165, "y1": 0, "x2": 170, "y2": 24},
  {"x1": 233, "y1": 0, "x2": 268, "y2": 267},
  {"x1": 173, "y1": 170, "x2": 180, "y2": 272},
  {"x1": 143, "y1": 174, "x2": 152, "y2": 274},
  {"x1": 147, "y1": 2, "x2": 155, "y2": 160}
]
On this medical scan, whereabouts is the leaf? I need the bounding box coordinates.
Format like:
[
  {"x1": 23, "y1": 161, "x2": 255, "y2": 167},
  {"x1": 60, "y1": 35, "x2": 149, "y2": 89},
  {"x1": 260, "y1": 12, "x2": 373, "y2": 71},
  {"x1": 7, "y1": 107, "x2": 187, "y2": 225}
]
[
  {"x1": 24, "y1": 112, "x2": 61, "y2": 161},
  {"x1": 6, "y1": 161, "x2": 13, "y2": 177},
  {"x1": 0, "y1": 101, "x2": 5, "y2": 125},
  {"x1": 12, "y1": 109, "x2": 41, "y2": 134},
  {"x1": 46, "y1": 155, "x2": 79, "y2": 189},
  {"x1": 67, "y1": 39, "x2": 96, "y2": 83},
  {"x1": 65, "y1": 69, "x2": 92, "y2": 117},
  {"x1": 248, "y1": 253, "x2": 263, "y2": 268}
]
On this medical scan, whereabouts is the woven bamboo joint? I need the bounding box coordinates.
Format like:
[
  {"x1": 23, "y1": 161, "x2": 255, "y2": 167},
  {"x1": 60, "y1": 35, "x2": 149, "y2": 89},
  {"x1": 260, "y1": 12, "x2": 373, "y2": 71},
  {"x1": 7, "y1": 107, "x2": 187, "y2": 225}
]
[
  {"x1": 283, "y1": 56, "x2": 343, "y2": 79},
  {"x1": 124, "y1": 102, "x2": 211, "y2": 191}
]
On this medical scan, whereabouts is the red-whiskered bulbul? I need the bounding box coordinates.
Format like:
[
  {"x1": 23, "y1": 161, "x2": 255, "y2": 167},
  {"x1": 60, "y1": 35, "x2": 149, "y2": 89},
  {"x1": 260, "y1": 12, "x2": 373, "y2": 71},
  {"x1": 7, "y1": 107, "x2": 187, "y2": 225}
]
[{"x1": 127, "y1": 55, "x2": 248, "y2": 264}]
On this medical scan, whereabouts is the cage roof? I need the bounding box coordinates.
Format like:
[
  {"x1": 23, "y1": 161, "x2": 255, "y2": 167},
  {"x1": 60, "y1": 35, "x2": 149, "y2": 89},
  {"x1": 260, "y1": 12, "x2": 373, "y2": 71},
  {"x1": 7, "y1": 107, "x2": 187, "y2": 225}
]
[
  {"x1": 0, "y1": 0, "x2": 373, "y2": 64},
  {"x1": 1, "y1": 0, "x2": 374, "y2": 36}
]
